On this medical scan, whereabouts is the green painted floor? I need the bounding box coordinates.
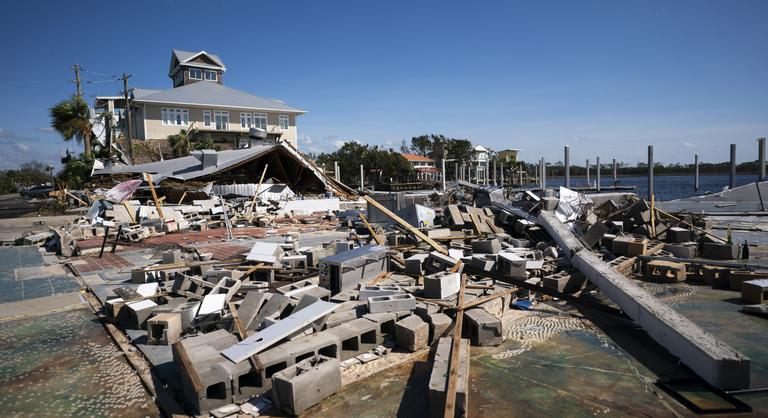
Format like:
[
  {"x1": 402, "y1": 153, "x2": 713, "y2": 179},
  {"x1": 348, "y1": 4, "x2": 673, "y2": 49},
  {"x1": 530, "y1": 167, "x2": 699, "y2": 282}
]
[{"x1": 309, "y1": 281, "x2": 768, "y2": 417}]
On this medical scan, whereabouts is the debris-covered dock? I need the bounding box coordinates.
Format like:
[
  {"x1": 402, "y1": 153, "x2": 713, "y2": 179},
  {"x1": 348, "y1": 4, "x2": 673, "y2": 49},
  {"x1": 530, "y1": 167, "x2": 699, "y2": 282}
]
[{"x1": 2, "y1": 148, "x2": 768, "y2": 417}]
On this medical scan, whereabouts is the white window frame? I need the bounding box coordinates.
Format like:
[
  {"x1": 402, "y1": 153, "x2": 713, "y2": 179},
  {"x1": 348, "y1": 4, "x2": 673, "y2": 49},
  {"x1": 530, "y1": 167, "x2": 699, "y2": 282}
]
[
  {"x1": 189, "y1": 68, "x2": 202, "y2": 80},
  {"x1": 204, "y1": 70, "x2": 217, "y2": 81},
  {"x1": 203, "y1": 110, "x2": 212, "y2": 127},
  {"x1": 240, "y1": 112, "x2": 254, "y2": 129},
  {"x1": 214, "y1": 111, "x2": 229, "y2": 131},
  {"x1": 161, "y1": 108, "x2": 189, "y2": 126},
  {"x1": 279, "y1": 114, "x2": 289, "y2": 131},
  {"x1": 253, "y1": 113, "x2": 267, "y2": 130}
]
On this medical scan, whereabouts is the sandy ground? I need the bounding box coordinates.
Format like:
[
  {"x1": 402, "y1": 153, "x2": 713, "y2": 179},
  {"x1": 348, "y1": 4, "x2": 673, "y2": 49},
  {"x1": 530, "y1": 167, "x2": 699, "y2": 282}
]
[{"x1": 0, "y1": 214, "x2": 80, "y2": 242}]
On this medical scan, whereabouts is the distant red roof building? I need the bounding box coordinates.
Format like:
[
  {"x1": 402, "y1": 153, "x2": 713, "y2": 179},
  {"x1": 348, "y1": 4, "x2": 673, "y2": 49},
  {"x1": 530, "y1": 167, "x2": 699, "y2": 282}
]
[{"x1": 400, "y1": 153, "x2": 434, "y2": 162}]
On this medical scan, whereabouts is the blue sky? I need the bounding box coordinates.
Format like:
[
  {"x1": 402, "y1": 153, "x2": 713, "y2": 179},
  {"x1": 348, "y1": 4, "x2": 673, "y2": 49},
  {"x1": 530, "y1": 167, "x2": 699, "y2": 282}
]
[{"x1": 0, "y1": 0, "x2": 766, "y2": 169}]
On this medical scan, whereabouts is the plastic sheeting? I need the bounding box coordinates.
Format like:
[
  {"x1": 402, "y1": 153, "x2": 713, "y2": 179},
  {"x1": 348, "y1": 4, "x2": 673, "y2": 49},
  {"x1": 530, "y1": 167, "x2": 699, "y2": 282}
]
[
  {"x1": 555, "y1": 187, "x2": 592, "y2": 224},
  {"x1": 104, "y1": 179, "x2": 143, "y2": 203}
]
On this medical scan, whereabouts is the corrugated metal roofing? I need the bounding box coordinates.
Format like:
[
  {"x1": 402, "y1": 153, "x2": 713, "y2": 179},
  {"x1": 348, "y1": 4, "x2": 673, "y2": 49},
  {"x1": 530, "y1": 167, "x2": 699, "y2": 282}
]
[
  {"x1": 131, "y1": 81, "x2": 305, "y2": 113},
  {"x1": 173, "y1": 49, "x2": 225, "y2": 67},
  {"x1": 93, "y1": 145, "x2": 276, "y2": 182}
]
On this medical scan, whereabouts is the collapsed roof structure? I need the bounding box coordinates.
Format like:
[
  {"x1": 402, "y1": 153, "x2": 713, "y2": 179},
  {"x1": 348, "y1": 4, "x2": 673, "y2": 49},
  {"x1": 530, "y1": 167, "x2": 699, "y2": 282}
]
[{"x1": 92, "y1": 143, "x2": 355, "y2": 197}]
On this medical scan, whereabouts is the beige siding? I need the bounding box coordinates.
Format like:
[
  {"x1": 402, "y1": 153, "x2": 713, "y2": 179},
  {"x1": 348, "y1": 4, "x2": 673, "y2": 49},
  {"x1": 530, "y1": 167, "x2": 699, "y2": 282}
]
[{"x1": 140, "y1": 104, "x2": 299, "y2": 146}]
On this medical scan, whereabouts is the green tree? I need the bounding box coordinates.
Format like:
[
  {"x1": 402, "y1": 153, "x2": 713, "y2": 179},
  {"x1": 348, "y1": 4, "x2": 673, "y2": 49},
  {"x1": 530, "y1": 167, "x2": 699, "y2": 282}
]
[
  {"x1": 316, "y1": 141, "x2": 414, "y2": 185},
  {"x1": 168, "y1": 123, "x2": 198, "y2": 157},
  {"x1": 57, "y1": 155, "x2": 93, "y2": 189},
  {"x1": 49, "y1": 96, "x2": 93, "y2": 157}
]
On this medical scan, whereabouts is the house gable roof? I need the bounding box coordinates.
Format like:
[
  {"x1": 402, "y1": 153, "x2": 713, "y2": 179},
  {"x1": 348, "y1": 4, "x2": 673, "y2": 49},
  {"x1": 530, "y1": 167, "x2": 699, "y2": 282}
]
[
  {"x1": 131, "y1": 81, "x2": 306, "y2": 113},
  {"x1": 169, "y1": 49, "x2": 226, "y2": 77}
]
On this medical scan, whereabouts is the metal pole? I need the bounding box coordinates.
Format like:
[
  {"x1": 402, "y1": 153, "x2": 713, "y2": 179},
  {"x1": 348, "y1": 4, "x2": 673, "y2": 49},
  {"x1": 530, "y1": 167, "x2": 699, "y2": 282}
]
[
  {"x1": 334, "y1": 161, "x2": 340, "y2": 182},
  {"x1": 564, "y1": 146, "x2": 570, "y2": 188},
  {"x1": 485, "y1": 159, "x2": 490, "y2": 185},
  {"x1": 492, "y1": 159, "x2": 497, "y2": 186},
  {"x1": 596, "y1": 156, "x2": 601, "y2": 191},
  {"x1": 360, "y1": 164, "x2": 364, "y2": 189},
  {"x1": 500, "y1": 162, "x2": 504, "y2": 187},
  {"x1": 586, "y1": 159, "x2": 590, "y2": 185},
  {"x1": 612, "y1": 158, "x2": 617, "y2": 186},
  {"x1": 541, "y1": 157, "x2": 546, "y2": 190},
  {"x1": 694, "y1": 153, "x2": 699, "y2": 191},
  {"x1": 453, "y1": 162, "x2": 457, "y2": 182},
  {"x1": 730, "y1": 143, "x2": 736, "y2": 189},
  {"x1": 648, "y1": 145, "x2": 654, "y2": 200},
  {"x1": 441, "y1": 158, "x2": 446, "y2": 191},
  {"x1": 759, "y1": 138, "x2": 766, "y2": 182},
  {"x1": 520, "y1": 163, "x2": 524, "y2": 186}
]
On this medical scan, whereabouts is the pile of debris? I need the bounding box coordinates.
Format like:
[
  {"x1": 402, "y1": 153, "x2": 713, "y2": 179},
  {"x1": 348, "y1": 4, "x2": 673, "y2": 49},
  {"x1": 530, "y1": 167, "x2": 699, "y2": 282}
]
[{"x1": 50, "y1": 178, "x2": 765, "y2": 416}]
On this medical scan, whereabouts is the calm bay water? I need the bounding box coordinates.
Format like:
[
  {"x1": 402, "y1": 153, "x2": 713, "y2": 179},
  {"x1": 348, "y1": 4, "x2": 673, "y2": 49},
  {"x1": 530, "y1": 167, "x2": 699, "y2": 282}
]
[{"x1": 543, "y1": 174, "x2": 760, "y2": 201}]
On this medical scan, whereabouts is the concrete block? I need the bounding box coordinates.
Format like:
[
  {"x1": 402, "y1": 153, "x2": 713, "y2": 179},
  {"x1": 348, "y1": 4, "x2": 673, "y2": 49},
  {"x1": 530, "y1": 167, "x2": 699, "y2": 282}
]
[
  {"x1": 496, "y1": 252, "x2": 527, "y2": 278},
  {"x1": 729, "y1": 270, "x2": 764, "y2": 291},
  {"x1": 358, "y1": 284, "x2": 403, "y2": 301},
  {"x1": 271, "y1": 355, "x2": 341, "y2": 416},
  {"x1": 326, "y1": 318, "x2": 379, "y2": 360},
  {"x1": 702, "y1": 243, "x2": 739, "y2": 260},
  {"x1": 644, "y1": 260, "x2": 687, "y2": 283},
  {"x1": 162, "y1": 249, "x2": 183, "y2": 264},
  {"x1": 236, "y1": 291, "x2": 267, "y2": 331},
  {"x1": 582, "y1": 222, "x2": 609, "y2": 247},
  {"x1": 426, "y1": 312, "x2": 451, "y2": 343},
  {"x1": 471, "y1": 238, "x2": 501, "y2": 254},
  {"x1": 147, "y1": 312, "x2": 181, "y2": 345},
  {"x1": 541, "y1": 196, "x2": 559, "y2": 211},
  {"x1": 667, "y1": 227, "x2": 696, "y2": 243},
  {"x1": 463, "y1": 308, "x2": 502, "y2": 346},
  {"x1": 742, "y1": 279, "x2": 768, "y2": 304},
  {"x1": 368, "y1": 293, "x2": 416, "y2": 314},
  {"x1": 664, "y1": 243, "x2": 698, "y2": 258},
  {"x1": 405, "y1": 253, "x2": 429, "y2": 275},
  {"x1": 395, "y1": 315, "x2": 429, "y2": 352},
  {"x1": 122, "y1": 299, "x2": 157, "y2": 329},
  {"x1": 702, "y1": 266, "x2": 731, "y2": 287},
  {"x1": 423, "y1": 272, "x2": 460, "y2": 299},
  {"x1": 428, "y1": 337, "x2": 469, "y2": 418},
  {"x1": 363, "y1": 312, "x2": 398, "y2": 339}
]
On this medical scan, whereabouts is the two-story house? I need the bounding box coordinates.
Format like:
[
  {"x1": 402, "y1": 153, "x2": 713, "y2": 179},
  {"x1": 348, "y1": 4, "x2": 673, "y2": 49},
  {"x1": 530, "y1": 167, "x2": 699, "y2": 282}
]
[
  {"x1": 400, "y1": 153, "x2": 437, "y2": 181},
  {"x1": 123, "y1": 49, "x2": 306, "y2": 148}
]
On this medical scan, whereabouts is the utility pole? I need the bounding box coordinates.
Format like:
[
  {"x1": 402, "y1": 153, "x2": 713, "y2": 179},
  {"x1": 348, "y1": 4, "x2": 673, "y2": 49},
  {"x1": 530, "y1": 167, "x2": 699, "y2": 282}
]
[
  {"x1": 121, "y1": 73, "x2": 134, "y2": 163},
  {"x1": 69, "y1": 64, "x2": 83, "y2": 97}
]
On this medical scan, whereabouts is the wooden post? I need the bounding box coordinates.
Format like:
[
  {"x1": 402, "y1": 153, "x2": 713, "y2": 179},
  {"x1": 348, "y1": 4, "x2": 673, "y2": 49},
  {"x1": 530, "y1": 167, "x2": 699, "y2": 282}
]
[
  {"x1": 359, "y1": 213, "x2": 384, "y2": 246},
  {"x1": 694, "y1": 154, "x2": 699, "y2": 191},
  {"x1": 443, "y1": 274, "x2": 467, "y2": 418},
  {"x1": 249, "y1": 164, "x2": 269, "y2": 213},
  {"x1": 143, "y1": 173, "x2": 164, "y2": 220},
  {"x1": 362, "y1": 195, "x2": 447, "y2": 254},
  {"x1": 730, "y1": 143, "x2": 737, "y2": 189}
]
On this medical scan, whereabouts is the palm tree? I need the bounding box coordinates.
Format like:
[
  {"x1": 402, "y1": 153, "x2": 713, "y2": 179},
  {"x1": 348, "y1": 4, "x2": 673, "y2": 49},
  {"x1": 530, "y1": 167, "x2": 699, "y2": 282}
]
[
  {"x1": 168, "y1": 123, "x2": 198, "y2": 157},
  {"x1": 49, "y1": 96, "x2": 93, "y2": 157}
]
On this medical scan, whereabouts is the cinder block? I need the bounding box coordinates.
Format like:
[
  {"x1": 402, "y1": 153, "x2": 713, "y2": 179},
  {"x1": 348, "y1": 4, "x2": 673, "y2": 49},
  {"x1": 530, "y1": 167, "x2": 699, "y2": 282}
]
[
  {"x1": 742, "y1": 279, "x2": 768, "y2": 304},
  {"x1": 702, "y1": 243, "x2": 739, "y2": 260},
  {"x1": 496, "y1": 252, "x2": 527, "y2": 278},
  {"x1": 471, "y1": 238, "x2": 501, "y2": 254},
  {"x1": 395, "y1": 315, "x2": 429, "y2": 352},
  {"x1": 272, "y1": 355, "x2": 341, "y2": 416},
  {"x1": 463, "y1": 309, "x2": 502, "y2": 346},
  {"x1": 423, "y1": 272, "x2": 460, "y2": 299},
  {"x1": 644, "y1": 260, "x2": 687, "y2": 283},
  {"x1": 664, "y1": 243, "x2": 698, "y2": 258},
  {"x1": 729, "y1": 270, "x2": 764, "y2": 291},
  {"x1": 405, "y1": 253, "x2": 429, "y2": 275},
  {"x1": 426, "y1": 312, "x2": 451, "y2": 343},
  {"x1": 367, "y1": 293, "x2": 416, "y2": 314},
  {"x1": 358, "y1": 285, "x2": 403, "y2": 301},
  {"x1": 667, "y1": 227, "x2": 696, "y2": 243},
  {"x1": 147, "y1": 312, "x2": 181, "y2": 345}
]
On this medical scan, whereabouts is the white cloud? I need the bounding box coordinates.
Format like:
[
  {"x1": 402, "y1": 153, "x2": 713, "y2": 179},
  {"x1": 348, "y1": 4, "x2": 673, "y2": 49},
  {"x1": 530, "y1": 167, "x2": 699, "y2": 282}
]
[
  {"x1": 36, "y1": 127, "x2": 55, "y2": 133},
  {"x1": 334, "y1": 140, "x2": 345, "y2": 149},
  {"x1": 15, "y1": 143, "x2": 30, "y2": 151},
  {"x1": 682, "y1": 141, "x2": 695, "y2": 149}
]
